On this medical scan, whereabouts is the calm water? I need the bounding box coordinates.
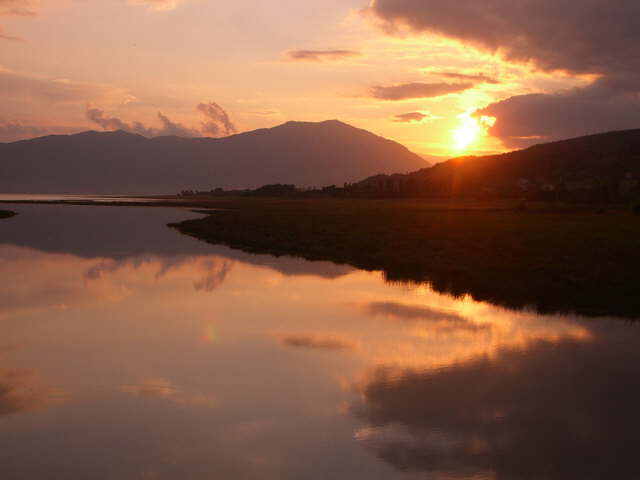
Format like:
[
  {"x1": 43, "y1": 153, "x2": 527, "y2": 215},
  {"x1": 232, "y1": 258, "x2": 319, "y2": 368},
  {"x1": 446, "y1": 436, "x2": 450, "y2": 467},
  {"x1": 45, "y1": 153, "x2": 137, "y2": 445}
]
[
  {"x1": 1, "y1": 204, "x2": 639, "y2": 479},
  {"x1": 0, "y1": 194, "x2": 166, "y2": 203}
]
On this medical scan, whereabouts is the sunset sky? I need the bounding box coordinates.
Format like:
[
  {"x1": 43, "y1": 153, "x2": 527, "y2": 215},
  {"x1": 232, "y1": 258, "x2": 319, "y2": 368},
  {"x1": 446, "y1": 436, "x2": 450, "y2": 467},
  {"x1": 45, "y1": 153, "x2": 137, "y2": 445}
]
[{"x1": 2, "y1": 0, "x2": 638, "y2": 159}]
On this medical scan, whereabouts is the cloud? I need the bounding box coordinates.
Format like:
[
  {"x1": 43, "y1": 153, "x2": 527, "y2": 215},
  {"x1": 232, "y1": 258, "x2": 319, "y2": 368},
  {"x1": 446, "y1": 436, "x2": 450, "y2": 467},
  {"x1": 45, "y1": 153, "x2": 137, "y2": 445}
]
[
  {"x1": 1, "y1": 1, "x2": 44, "y2": 42},
  {"x1": 197, "y1": 102, "x2": 237, "y2": 137},
  {"x1": 367, "y1": 0, "x2": 640, "y2": 78},
  {"x1": 0, "y1": 368, "x2": 60, "y2": 416},
  {"x1": 392, "y1": 112, "x2": 437, "y2": 123},
  {"x1": 287, "y1": 49, "x2": 362, "y2": 62},
  {"x1": 370, "y1": 82, "x2": 472, "y2": 100},
  {"x1": 193, "y1": 258, "x2": 233, "y2": 292},
  {"x1": 0, "y1": 25, "x2": 21, "y2": 41},
  {"x1": 86, "y1": 107, "x2": 155, "y2": 136},
  {"x1": 365, "y1": 301, "x2": 489, "y2": 333},
  {"x1": 86, "y1": 102, "x2": 237, "y2": 138},
  {"x1": 476, "y1": 80, "x2": 640, "y2": 148},
  {"x1": 0, "y1": 0, "x2": 37, "y2": 16},
  {"x1": 366, "y1": 301, "x2": 465, "y2": 322},
  {"x1": 122, "y1": 377, "x2": 216, "y2": 408},
  {"x1": 247, "y1": 109, "x2": 280, "y2": 116},
  {"x1": 156, "y1": 111, "x2": 200, "y2": 137},
  {"x1": 83, "y1": 255, "x2": 234, "y2": 292},
  {"x1": 367, "y1": 0, "x2": 640, "y2": 147},
  {"x1": 279, "y1": 334, "x2": 356, "y2": 351},
  {"x1": 433, "y1": 71, "x2": 499, "y2": 84},
  {"x1": 128, "y1": 0, "x2": 185, "y2": 11},
  {"x1": 121, "y1": 378, "x2": 177, "y2": 397},
  {"x1": 352, "y1": 327, "x2": 640, "y2": 479}
]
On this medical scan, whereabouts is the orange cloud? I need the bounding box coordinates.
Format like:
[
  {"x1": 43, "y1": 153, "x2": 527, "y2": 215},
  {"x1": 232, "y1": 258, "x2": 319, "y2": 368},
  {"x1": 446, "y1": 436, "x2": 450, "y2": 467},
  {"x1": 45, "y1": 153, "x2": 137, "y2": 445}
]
[
  {"x1": 128, "y1": 0, "x2": 186, "y2": 11},
  {"x1": 392, "y1": 112, "x2": 438, "y2": 123},
  {"x1": 86, "y1": 102, "x2": 237, "y2": 138},
  {"x1": 370, "y1": 82, "x2": 473, "y2": 100},
  {"x1": 287, "y1": 49, "x2": 361, "y2": 62},
  {"x1": 279, "y1": 334, "x2": 356, "y2": 351},
  {"x1": 0, "y1": 0, "x2": 37, "y2": 17}
]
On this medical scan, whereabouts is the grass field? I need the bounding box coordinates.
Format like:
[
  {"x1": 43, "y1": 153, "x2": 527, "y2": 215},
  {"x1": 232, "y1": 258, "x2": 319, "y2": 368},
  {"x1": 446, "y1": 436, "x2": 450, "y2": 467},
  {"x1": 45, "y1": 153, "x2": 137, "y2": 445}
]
[
  {"x1": 0, "y1": 210, "x2": 16, "y2": 219},
  {"x1": 169, "y1": 197, "x2": 640, "y2": 318}
]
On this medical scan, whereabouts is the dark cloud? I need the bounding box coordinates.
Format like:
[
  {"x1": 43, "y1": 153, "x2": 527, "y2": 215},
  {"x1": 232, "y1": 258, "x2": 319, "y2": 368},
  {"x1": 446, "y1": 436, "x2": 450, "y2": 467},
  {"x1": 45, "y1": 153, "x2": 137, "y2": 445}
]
[
  {"x1": 279, "y1": 334, "x2": 355, "y2": 351},
  {"x1": 365, "y1": 301, "x2": 488, "y2": 333},
  {"x1": 0, "y1": 368, "x2": 58, "y2": 416},
  {"x1": 370, "y1": 82, "x2": 472, "y2": 100},
  {"x1": 86, "y1": 107, "x2": 156, "y2": 136},
  {"x1": 83, "y1": 254, "x2": 234, "y2": 292},
  {"x1": 368, "y1": 0, "x2": 640, "y2": 147},
  {"x1": 352, "y1": 325, "x2": 640, "y2": 479},
  {"x1": 196, "y1": 102, "x2": 237, "y2": 137},
  {"x1": 156, "y1": 111, "x2": 200, "y2": 137},
  {"x1": 287, "y1": 49, "x2": 361, "y2": 62},
  {"x1": 86, "y1": 102, "x2": 236, "y2": 138},
  {"x1": 476, "y1": 80, "x2": 640, "y2": 148},
  {"x1": 193, "y1": 258, "x2": 233, "y2": 292},
  {"x1": 367, "y1": 301, "x2": 465, "y2": 322},
  {"x1": 392, "y1": 112, "x2": 436, "y2": 123},
  {"x1": 433, "y1": 71, "x2": 499, "y2": 84},
  {"x1": 368, "y1": 0, "x2": 640, "y2": 77}
]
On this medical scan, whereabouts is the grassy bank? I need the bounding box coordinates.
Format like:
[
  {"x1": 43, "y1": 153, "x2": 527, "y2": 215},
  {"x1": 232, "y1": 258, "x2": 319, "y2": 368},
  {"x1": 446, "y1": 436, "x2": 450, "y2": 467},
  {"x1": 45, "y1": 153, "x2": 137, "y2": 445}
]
[
  {"x1": 169, "y1": 198, "x2": 640, "y2": 318},
  {"x1": 0, "y1": 210, "x2": 16, "y2": 219}
]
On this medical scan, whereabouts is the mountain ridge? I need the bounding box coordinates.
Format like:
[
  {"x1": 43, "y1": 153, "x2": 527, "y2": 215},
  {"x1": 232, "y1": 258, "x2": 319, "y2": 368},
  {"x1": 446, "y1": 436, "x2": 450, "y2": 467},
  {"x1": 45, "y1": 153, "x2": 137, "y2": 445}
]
[
  {"x1": 0, "y1": 120, "x2": 428, "y2": 194},
  {"x1": 356, "y1": 128, "x2": 640, "y2": 198}
]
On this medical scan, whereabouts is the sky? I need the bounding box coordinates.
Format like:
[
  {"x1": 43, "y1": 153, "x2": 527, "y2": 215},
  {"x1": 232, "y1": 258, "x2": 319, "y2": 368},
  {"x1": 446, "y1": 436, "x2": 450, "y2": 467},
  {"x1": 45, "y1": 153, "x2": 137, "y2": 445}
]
[{"x1": 1, "y1": 0, "x2": 638, "y2": 159}]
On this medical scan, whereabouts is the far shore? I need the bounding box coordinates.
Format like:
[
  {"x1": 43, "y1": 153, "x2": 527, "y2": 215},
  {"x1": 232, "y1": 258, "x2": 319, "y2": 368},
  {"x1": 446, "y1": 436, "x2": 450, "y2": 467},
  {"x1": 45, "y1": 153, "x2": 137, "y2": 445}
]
[{"x1": 0, "y1": 196, "x2": 195, "y2": 208}]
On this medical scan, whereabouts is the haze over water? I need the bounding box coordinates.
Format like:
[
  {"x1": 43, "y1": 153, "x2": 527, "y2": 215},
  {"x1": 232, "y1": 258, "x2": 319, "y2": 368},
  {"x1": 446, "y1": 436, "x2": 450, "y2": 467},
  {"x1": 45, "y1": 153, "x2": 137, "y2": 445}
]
[{"x1": 1, "y1": 204, "x2": 639, "y2": 479}]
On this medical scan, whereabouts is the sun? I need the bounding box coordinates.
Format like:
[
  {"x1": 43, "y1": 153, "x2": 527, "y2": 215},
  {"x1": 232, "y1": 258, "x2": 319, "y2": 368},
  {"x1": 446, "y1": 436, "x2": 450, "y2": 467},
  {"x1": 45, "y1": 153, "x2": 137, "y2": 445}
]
[{"x1": 452, "y1": 110, "x2": 496, "y2": 152}]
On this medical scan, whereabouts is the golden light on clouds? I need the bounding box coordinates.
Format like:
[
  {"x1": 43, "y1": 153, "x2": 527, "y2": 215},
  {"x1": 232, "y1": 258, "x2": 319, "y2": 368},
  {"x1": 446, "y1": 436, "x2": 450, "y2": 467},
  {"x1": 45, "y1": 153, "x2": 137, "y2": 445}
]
[
  {"x1": 128, "y1": 0, "x2": 184, "y2": 11},
  {"x1": 0, "y1": 0, "x2": 603, "y2": 156}
]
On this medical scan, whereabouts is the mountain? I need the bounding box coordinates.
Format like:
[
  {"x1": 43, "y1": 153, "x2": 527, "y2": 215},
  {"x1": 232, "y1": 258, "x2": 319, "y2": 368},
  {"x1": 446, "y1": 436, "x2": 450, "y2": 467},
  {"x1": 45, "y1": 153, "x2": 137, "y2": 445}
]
[
  {"x1": 356, "y1": 129, "x2": 640, "y2": 197},
  {"x1": 0, "y1": 120, "x2": 427, "y2": 195}
]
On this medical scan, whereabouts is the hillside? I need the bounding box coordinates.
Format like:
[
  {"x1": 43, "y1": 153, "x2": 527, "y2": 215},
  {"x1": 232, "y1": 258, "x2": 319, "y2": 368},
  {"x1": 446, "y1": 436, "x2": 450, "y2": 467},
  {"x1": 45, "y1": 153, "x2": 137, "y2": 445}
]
[
  {"x1": 0, "y1": 120, "x2": 427, "y2": 194},
  {"x1": 356, "y1": 129, "x2": 640, "y2": 198}
]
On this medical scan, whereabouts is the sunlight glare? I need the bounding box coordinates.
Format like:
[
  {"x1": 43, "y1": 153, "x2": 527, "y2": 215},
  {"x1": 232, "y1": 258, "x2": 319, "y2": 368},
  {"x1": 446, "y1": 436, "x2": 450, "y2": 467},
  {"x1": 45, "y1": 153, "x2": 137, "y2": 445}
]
[{"x1": 453, "y1": 110, "x2": 496, "y2": 152}]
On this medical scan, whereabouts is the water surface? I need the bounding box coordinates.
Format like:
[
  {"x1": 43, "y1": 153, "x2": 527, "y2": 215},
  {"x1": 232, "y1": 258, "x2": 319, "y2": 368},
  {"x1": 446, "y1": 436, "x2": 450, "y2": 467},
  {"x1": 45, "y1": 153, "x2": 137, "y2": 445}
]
[
  {"x1": 0, "y1": 204, "x2": 638, "y2": 479},
  {"x1": 0, "y1": 193, "x2": 166, "y2": 203}
]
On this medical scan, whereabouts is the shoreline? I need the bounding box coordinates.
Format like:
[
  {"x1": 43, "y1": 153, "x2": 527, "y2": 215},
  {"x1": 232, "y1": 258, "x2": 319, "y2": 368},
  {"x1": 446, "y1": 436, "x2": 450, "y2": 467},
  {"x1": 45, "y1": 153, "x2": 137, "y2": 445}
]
[
  {"x1": 3, "y1": 196, "x2": 639, "y2": 318},
  {"x1": 168, "y1": 197, "x2": 640, "y2": 319},
  {"x1": 0, "y1": 198, "x2": 191, "y2": 208}
]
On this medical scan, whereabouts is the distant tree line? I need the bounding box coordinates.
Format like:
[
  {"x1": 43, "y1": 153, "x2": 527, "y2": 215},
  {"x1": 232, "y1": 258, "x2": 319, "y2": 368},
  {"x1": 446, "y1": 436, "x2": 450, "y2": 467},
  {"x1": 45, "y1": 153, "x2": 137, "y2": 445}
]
[{"x1": 179, "y1": 174, "x2": 640, "y2": 203}]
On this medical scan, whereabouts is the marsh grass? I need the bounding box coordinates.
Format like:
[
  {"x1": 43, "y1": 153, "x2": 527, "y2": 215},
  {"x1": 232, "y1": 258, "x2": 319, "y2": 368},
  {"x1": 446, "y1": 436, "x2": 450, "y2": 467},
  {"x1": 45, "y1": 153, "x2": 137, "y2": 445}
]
[
  {"x1": 0, "y1": 210, "x2": 16, "y2": 219},
  {"x1": 169, "y1": 197, "x2": 640, "y2": 318}
]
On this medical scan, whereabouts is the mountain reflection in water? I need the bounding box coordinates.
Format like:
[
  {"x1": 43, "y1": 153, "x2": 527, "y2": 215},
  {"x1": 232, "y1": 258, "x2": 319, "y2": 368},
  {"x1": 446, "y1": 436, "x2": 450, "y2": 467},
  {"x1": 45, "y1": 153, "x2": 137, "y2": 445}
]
[{"x1": 0, "y1": 204, "x2": 637, "y2": 479}]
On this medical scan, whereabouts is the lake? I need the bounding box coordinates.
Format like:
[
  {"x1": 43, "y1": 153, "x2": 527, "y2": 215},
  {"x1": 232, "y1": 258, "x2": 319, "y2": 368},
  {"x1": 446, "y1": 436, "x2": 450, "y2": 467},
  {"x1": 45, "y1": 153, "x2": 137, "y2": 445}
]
[{"x1": 1, "y1": 204, "x2": 639, "y2": 479}]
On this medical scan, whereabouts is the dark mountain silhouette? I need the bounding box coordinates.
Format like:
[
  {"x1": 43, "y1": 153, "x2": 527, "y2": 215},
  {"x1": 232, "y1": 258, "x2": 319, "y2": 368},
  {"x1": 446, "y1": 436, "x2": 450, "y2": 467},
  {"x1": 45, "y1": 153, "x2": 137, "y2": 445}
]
[
  {"x1": 356, "y1": 129, "x2": 640, "y2": 198},
  {"x1": 0, "y1": 120, "x2": 427, "y2": 194}
]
